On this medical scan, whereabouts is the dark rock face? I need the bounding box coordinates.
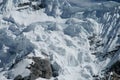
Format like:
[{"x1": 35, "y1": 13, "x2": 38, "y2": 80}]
[
  {"x1": 17, "y1": 0, "x2": 46, "y2": 11},
  {"x1": 52, "y1": 71, "x2": 59, "y2": 77},
  {"x1": 14, "y1": 57, "x2": 52, "y2": 80},
  {"x1": 29, "y1": 57, "x2": 52, "y2": 79},
  {"x1": 14, "y1": 75, "x2": 22, "y2": 80},
  {"x1": 100, "y1": 61, "x2": 120, "y2": 80},
  {"x1": 18, "y1": 2, "x2": 31, "y2": 7},
  {"x1": 109, "y1": 61, "x2": 120, "y2": 75},
  {"x1": 51, "y1": 62, "x2": 61, "y2": 77}
]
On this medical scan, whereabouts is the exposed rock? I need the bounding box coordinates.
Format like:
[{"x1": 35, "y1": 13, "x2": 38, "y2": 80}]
[
  {"x1": 18, "y1": 2, "x2": 31, "y2": 7},
  {"x1": 51, "y1": 62, "x2": 60, "y2": 77},
  {"x1": 14, "y1": 75, "x2": 22, "y2": 80},
  {"x1": 28, "y1": 57, "x2": 52, "y2": 79},
  {"x1": 17, "y1": 0, "x2": 46, "y2": 11},
  {"x1": 109, "y1": 61, "x2": 120, "y2": 75},
  {"x1": 52, "y1": 71, "x2": 59, "y2": 77},
  {"x1": 101, "y1": 61, "x2": 120, "y2": 80},
  {"x1": 13, "y1": 57, "x2": 52, "y2": 80}
]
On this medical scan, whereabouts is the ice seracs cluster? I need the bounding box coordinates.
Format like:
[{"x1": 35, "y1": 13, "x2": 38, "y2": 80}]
[{"x1": 0, "y1": 0, "x2": 120, "y2": 80}]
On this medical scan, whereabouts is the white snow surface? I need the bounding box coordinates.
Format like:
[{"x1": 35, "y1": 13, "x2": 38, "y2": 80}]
[{"x1": 0, "y1": 0, "x2": 120, "y2": 80}]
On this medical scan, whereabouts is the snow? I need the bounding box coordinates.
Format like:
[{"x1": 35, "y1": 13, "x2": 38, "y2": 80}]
[
  {"x1": 7, "y1": 59, "x2": 33, "y2": 79},
  {"x1": 0, "y1": 0, "x2": 120, "y2": 80},
  {"x1": 9, "y1": 10, "x2": 55, "y2": 26}
]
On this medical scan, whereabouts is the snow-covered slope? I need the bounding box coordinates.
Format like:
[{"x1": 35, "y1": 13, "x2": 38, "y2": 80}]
[{"x1": 0, "y1": 0, "x2": 120, "y2": 80}]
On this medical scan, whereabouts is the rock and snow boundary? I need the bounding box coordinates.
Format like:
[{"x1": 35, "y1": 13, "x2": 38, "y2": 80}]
[{"x1": 0, "y1": 0, "x2": 120, "y2": 80}]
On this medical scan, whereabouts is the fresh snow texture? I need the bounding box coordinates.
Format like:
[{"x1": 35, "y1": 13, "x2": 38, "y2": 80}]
[{"x1": 0, "y1": 0, "x2": 120, "y2": 80}]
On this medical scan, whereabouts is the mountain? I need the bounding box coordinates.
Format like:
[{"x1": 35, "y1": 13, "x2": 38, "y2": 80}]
[{"x1": 0, "y1": 0, "x2": 120, "y2": 80}]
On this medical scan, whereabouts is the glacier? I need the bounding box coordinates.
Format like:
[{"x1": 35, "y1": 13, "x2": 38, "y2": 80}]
[{"x1": 0, "y1": 0, "x2": 120, "y2": 80}]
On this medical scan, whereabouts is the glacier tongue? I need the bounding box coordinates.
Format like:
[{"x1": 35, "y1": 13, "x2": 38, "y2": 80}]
[{"x1": 0, "y1": 0, "x2": 120, "y2": 80}]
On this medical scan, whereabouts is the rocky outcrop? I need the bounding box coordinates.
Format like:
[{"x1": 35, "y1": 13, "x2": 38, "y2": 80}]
[
  {"x1": 14, "y1": 75, "x2": 22, "y2": 80},
  {"x1": 14, "y1": 57, "x2": 52, "y2": 80},
  {"x1": 29, "y1": 57, "x2": 52, "y2": 79},
  {"x1": 51, "y1": 62, "x2": 61, "y2": 77},
  {"x1": 96, "y1": 61, "x2": 120, "y2": 80},
  {"x1": 109, "y1": 61, "x2": 120, "y2": 75},
  {"x1": 17, "y1": 0, "x2": 46, "y2": 11}
]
